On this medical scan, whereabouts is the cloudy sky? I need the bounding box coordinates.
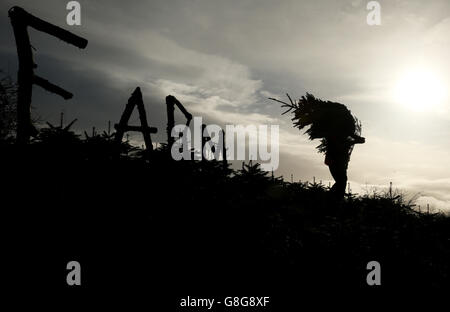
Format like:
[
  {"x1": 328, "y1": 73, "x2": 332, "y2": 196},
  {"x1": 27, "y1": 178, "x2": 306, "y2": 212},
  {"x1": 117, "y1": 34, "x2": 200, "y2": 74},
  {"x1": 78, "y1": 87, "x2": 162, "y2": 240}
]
[{"x1": 1, "y1": 0, "x2": 450, "y2": 211}]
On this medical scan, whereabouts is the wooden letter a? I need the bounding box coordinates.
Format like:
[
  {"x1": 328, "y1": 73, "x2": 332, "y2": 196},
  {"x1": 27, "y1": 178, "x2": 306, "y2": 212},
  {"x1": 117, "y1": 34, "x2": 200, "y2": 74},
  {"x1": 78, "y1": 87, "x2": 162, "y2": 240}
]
[{"x1": 114, "y1": 87, "x2": 157, "y2": 153}]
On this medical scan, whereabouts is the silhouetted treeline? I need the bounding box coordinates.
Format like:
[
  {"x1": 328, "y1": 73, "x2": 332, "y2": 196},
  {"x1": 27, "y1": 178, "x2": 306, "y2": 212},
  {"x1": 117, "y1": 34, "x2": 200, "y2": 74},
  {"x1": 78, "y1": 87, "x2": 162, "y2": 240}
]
[
  {"x1": 0, "y1": 72, "x2": 17, "y2": 141},
  {"x1": 1, "y1": 125, "x2": 449, "y2": 295}
]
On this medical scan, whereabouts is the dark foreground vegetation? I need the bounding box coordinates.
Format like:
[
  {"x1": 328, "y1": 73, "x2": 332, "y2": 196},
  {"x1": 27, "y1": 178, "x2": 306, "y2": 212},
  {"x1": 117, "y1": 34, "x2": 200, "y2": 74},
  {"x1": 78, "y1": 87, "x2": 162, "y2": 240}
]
[{"x1": 2, "y1": 125, "x2": 449, "y2": 304}]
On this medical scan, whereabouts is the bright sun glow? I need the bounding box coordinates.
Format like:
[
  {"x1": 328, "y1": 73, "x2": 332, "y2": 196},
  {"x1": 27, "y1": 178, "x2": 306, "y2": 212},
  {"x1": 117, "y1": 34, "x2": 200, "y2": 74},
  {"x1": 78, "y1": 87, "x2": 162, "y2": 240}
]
[{"x1": 394, "y1": 68, "x2": 446, "y2": 112}]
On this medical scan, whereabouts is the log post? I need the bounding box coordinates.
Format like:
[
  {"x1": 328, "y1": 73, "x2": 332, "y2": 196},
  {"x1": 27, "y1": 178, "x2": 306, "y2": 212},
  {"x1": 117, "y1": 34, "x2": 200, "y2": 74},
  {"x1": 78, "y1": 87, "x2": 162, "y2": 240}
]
[
  {"x1": 8, "y1": 6, "x2": 88, "y2": 144},
  {"x1": 165, "y1": 95, "x2": 192, "y2": 151},
  {"x1": 221, "y1": 129, "x2": 227, "y2": 169}
]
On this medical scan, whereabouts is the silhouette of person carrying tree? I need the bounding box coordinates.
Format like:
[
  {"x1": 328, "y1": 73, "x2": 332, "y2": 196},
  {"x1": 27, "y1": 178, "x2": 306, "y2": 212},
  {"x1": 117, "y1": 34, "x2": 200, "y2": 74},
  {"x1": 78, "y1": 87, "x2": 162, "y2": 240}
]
[{"x1": 271, "y1": 93, "x2": 365, "y2": 199}]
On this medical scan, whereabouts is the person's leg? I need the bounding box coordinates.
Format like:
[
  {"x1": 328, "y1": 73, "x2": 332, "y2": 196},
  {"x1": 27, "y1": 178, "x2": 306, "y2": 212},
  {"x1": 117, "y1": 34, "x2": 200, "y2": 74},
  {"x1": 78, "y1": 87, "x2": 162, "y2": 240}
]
[{"x1": 329, "y1": 162, "x2": 347, "y2": 198}]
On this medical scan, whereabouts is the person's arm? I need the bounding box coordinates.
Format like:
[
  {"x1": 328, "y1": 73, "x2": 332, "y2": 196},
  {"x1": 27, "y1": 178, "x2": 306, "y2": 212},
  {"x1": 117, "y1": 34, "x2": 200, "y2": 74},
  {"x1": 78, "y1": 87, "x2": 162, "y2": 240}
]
[{"x1": 350, "y1": 134, "x2": 365, "y2": 144}]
